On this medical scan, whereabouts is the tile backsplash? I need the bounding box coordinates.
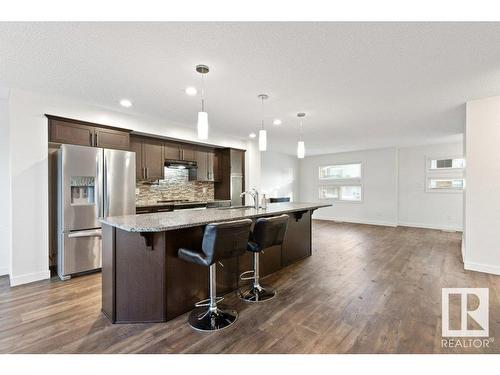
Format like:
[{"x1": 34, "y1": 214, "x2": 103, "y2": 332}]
[{"x1": 136, "y1": 168, "x2": 214, "y2": 205}]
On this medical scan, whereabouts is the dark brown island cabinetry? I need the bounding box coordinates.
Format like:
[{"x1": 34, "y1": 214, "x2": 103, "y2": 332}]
[
  {"x1": 100, "y1": 204, "x2": 325, "y2": 323},
  {"x1": 47, "y1": 115, "x2": 131, "y2": 150}
]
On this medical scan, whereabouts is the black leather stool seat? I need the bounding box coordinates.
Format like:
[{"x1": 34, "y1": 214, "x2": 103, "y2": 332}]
[
  {"x1": 177, "y1": 218, "x2": 252, "y2": 332},
  {"x1": 178, "y1": 218, "x2": 252, "y2": 265},
  {"x1": 239, "y1": 214, "x2": 289, "y2": 302},
  {"x1": 247, "y1": 214, "x2": 289, "y2": 253}
]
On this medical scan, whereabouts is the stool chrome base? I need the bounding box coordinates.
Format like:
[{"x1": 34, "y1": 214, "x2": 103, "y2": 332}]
[
  {"x1": 238, "y1": 284, "x2": 276, "y2": 303},
  {"x1": 188, "y1": 306, "x2": 238, "y2": 332}
]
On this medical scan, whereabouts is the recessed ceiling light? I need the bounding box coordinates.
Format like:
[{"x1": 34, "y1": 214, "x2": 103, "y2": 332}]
[
  {"x1": 185, "y1": 87, "x2": 198, "y2": 96},
  {"x1": 119, "y1": 99, "x2": 132, "y2": 108},
  {"x1": 249, "y1": 132, "x2": 256, "y2": 138},
  {"x1": 273, "y1": 119, "x2": 282, "y2": 125}
]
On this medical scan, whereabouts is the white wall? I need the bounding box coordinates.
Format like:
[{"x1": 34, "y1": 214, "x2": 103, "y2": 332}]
[
  {"x1": 7, "y1": 88, "x2": 247, "y2": 286},
  {"x1": 0, "y1": 87, "x2": 11, "y2": 276},
  {"x1": 464, "y1": 96, "x2": 500, "y2": 275},
  {"x1": 298, "y1": 143, "x2": 464, "y2": 230},
  {"x1": 299, "y1": 147, "x2": 399, "y2": 226},
  {"x1": 260, "y1": 151, "x2": 300, "y2": 202},
  {"x1": 398, "y1": 143, "x2": 463, "y2": 231}
]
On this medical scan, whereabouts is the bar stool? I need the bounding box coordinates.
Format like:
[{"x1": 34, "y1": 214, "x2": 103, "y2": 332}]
[
  {"x1": 178, "y1": 218, "x2": 252, "y2": 332},
  {"x1": 238, "y1": 214, "x2": 289, "y2": 302}
]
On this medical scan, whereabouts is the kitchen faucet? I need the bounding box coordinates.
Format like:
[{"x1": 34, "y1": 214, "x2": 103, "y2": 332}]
[{"x1": 240, "y1": 188, "x2": 260, "y2": 209}]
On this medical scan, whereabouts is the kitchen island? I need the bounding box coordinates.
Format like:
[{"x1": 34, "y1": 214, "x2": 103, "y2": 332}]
[{"x1": 99, "y1": 202, "x2": 330, "y2": 323}]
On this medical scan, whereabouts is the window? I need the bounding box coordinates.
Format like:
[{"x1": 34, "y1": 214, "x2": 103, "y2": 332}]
[
  {"x1": 318, "y1": 163, "x2": 362, "y2": 202},
  {"x1": 426, "y1": 156, "x2": 465, "y2": 193},
  {"x1": 319, "y1": 186, "x2": 339, "y2": 199},
  {"x1": 319, "y1": 163, "x2": 361, "y2": 180},
  {"x1": 428, "y1": 178, "x2": 465, "y2": 191},
  {"x1": 429, "y1": 157, "x2": 465, "y2": 170}
]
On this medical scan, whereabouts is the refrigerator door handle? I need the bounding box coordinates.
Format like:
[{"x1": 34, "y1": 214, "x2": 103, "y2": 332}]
[
  {"x1": 68, "y1": 229, "x2": 102, "y2": 238},
  {"x1": 96, "y1": 149, "x2": 104, "y2": 218},
  {"x1": 104, "y1": 151, "x2": 109, "y2": 217}
]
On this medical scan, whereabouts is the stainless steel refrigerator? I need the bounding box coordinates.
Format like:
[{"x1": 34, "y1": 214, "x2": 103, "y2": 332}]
[{"x1": 57, "y1": 144, "x2": 135, "y2": 280}]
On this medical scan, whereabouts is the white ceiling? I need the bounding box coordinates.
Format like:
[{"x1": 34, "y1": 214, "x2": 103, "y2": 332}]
[{"x1": 2, "y1": 22, "x2": 500, "y2": 155}]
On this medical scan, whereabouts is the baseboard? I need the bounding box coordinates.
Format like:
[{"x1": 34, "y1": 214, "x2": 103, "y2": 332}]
[
  {"x1": 312, "y1": 217, "x2": 463, "y2": 232},
  {"x1": 312, "y1": 216, "x2": 398, "y2": 227},
  {"x1": 0, "y1": 267, "x2": 9, "y2": 277},
  {"x1": 396, "y1": 221, "x2": 463, "y2": 232},
  {"x1": 9, "y1": 270, "x2": 51, "y2": 287},
  {"x1": 464, "y1": 261, "x2": 500, "y2": 276}
]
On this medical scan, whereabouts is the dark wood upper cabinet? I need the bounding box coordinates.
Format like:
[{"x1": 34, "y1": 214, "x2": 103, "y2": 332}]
[
  {"x1": 230, "y1": 149, "x2": 244, "y2": 174},
  {"x1": 196, "y1": 150, "x2": 209, "y2": 181},
  {"x1": 131, "y1": 136, "x2": 165, "y2": 181},
  {"x1": 95, "y1": 128, "x2": 130, "y2": 150},
  {"x1": 129, "y1": 136, "x2": 144, "y2": 180},
  {"x1": 164, "y1": 142, "x2": 180, "y2": 160},
  {"x1": 195, "y1": 148, "x2": 221, "y2": 182},
  {"x1": 213, "y1": 152, "x2": 221, "y2": 181},
  {"x1": 214, "y1": 148, "x2": 245, "y2": 201},
  {"x1": 142, "y1": 139, "x2": 164, "y2": 181},
  {"x1": 180, "y1": 145, "x2": 196, "y2": 162},
  {"x1": 47, "y1": 115, "x2": 235, "y2": 186},
  {"x1": 49, "y1": 118, "x2": 94, "y2": 147},
  {"x1": 47, "y1": 115, "x2": 131, "y2": 150}
]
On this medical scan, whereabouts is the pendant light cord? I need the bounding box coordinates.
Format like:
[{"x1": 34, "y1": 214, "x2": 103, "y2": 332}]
[
  {"x1": 299, "y1": 118, "x2": 303, "y2": 141},
  {"x1": 201, "y1": 73, "x2": 205, "y2": 112},
  {"x1": 261, "y1": 96, "x2": 265, "y2": 130}
]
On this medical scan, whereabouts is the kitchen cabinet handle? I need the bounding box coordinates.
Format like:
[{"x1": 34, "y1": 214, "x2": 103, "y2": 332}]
[
  {"x1": 145, "y1": 167, "x2": 148, "y2": 179},
  {"x1": 95, "y1": 132, "x2": 98, "y2": 146}
]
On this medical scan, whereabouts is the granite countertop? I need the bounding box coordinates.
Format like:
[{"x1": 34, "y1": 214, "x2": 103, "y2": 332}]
[{"x1": 99, "y1": 202, "x2": 331, "y2": 232}]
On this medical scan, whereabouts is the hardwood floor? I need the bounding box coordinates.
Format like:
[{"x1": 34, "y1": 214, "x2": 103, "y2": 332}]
[{"x1": 1, "y1": 221, "x2": 500, "y2": 353}]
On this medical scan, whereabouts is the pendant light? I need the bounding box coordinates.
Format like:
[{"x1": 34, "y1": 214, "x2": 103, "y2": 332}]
[
  {"x1": 297, "y1": 113, "x2": 306, "y2": 159},
  {"x1": 258, "y1": 94, "x2": 269, "y2": 151},
  {"x1": 196, "y1": 64, "x2": 209, "y2": 140}
]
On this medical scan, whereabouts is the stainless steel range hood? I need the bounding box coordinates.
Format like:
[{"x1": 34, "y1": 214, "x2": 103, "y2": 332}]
[
  {"x1": 164, "y1": 159, "x2": 198, "y2": 180},
  {"x1": 164, "y1": 159, "x2": 198, "y2": 169}
]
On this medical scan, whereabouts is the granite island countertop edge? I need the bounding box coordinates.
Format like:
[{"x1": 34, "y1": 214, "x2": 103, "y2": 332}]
[{"x1": 98, "y1": 202, "x2": 331, "y2": 232}]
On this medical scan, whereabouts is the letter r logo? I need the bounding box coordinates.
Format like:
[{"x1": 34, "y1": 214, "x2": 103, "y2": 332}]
[{"x1": 442, "y1": 288, "x2": 489, "y2": 337}]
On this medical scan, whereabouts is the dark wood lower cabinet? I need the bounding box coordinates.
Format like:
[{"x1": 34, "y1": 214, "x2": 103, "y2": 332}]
[{"x1": 101, "y1": 210, "x2": 313, "y2": 324}]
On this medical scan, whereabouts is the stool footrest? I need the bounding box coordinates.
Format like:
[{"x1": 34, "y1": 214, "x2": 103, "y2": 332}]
[
  {"x1": 240, "y1": 270, "x2": 255, "y2": 281},
  {"x1": 194, "y1": 296, "x2": 224, "y2": 307}
]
